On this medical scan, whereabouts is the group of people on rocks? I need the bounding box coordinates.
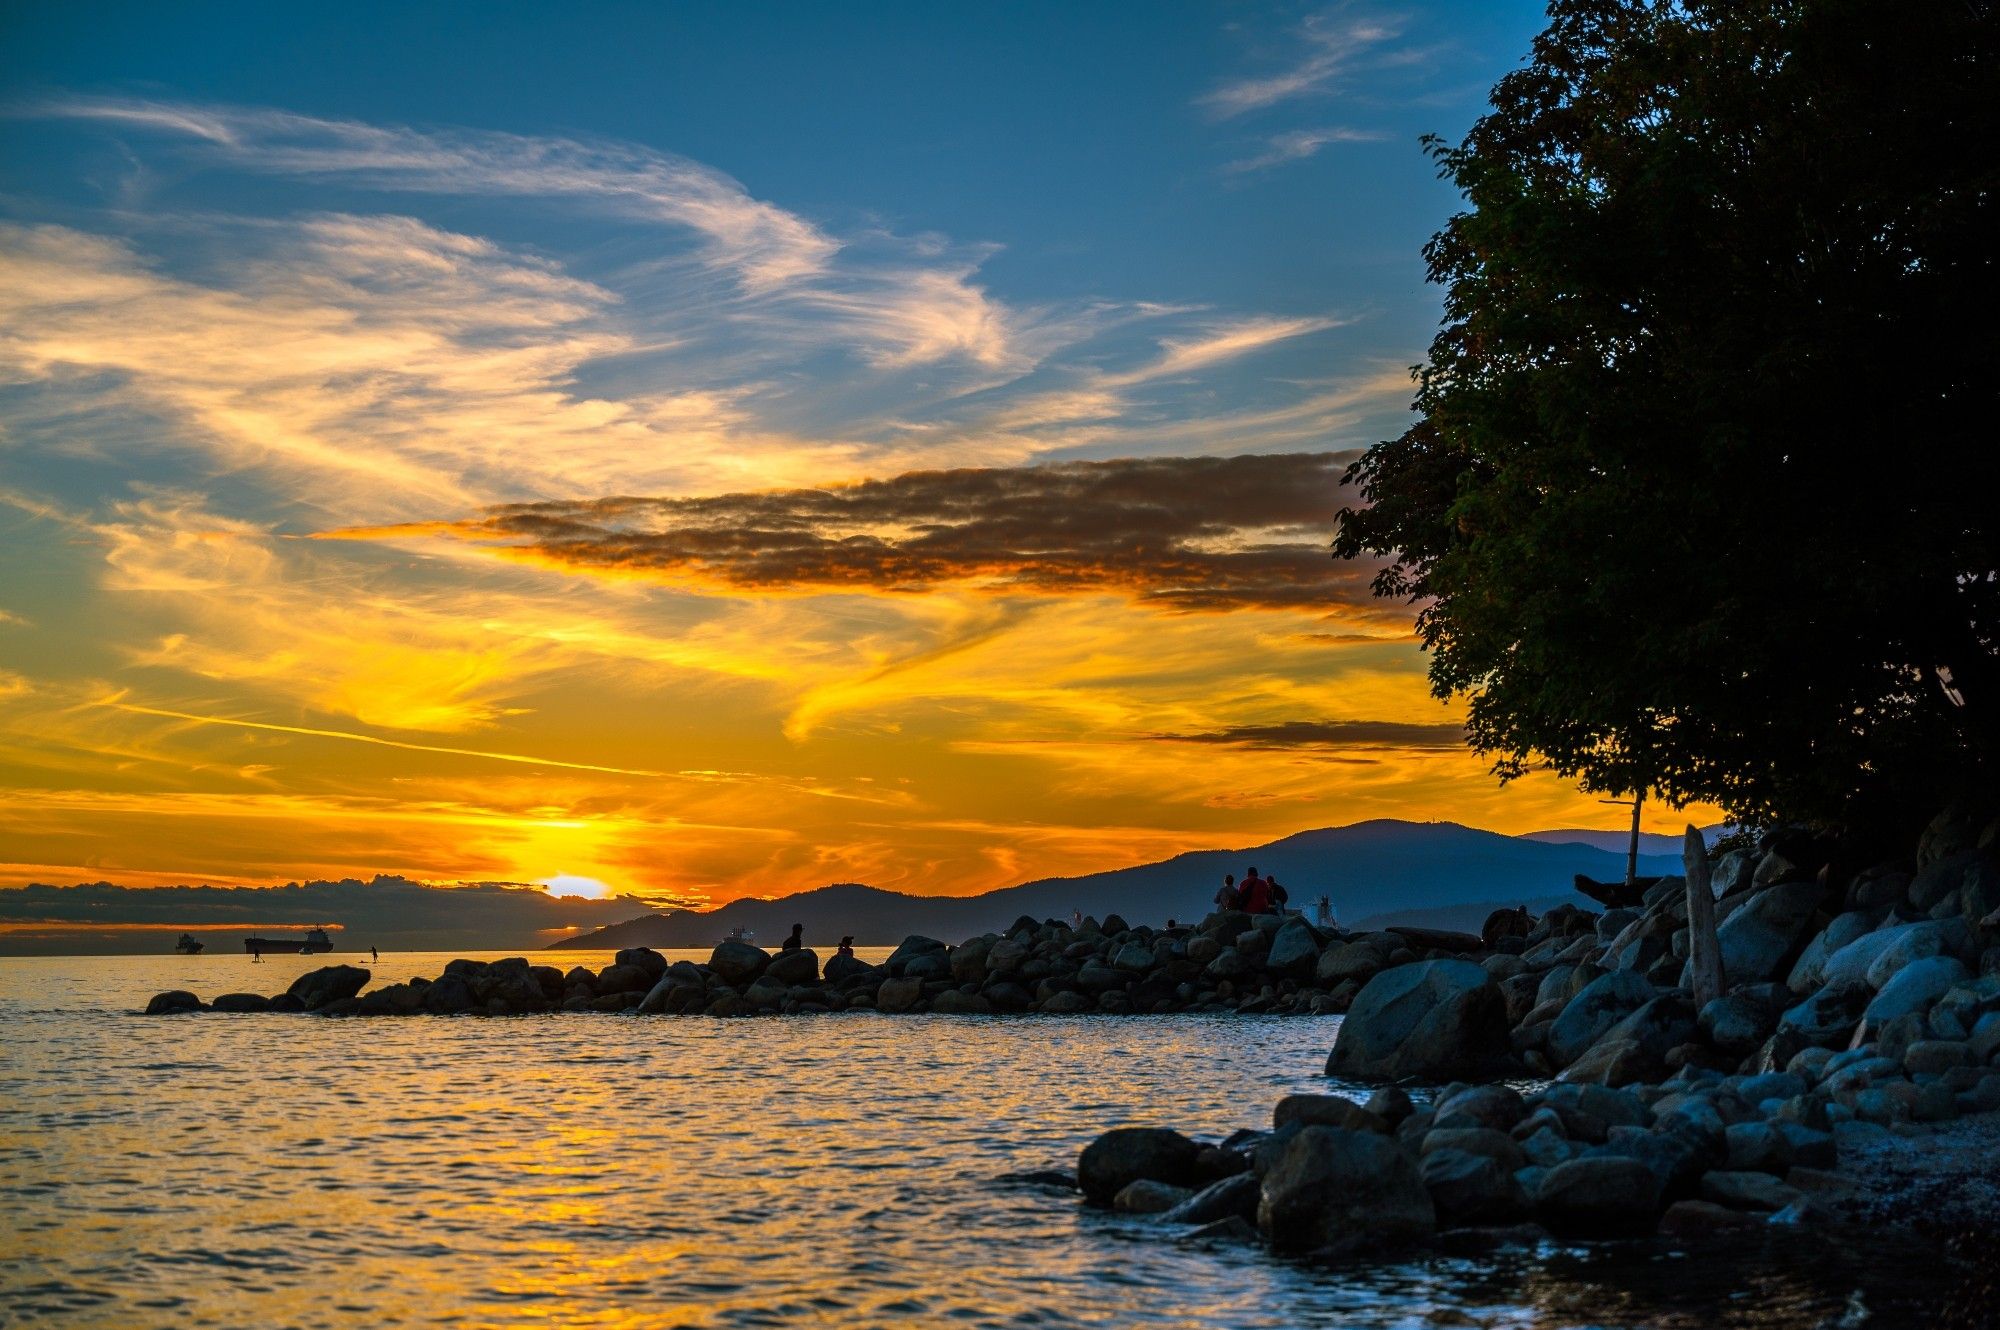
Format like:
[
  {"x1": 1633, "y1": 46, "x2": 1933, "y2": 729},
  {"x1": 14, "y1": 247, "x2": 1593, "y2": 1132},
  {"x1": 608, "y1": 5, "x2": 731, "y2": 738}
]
[{"x1": 1212, "y1": 866, "x2": 1290, "y2": 915}]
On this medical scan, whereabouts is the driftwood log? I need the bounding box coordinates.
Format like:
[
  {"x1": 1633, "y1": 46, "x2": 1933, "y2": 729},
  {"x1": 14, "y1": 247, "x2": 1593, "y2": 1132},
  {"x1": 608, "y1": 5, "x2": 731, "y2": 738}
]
[
  {"x1": 1683, "y1": 824, "x2": 1722, "y2": 1007},
  {"x1": 1570, "y1": 873, "x2": 1659, "y2": 910}
]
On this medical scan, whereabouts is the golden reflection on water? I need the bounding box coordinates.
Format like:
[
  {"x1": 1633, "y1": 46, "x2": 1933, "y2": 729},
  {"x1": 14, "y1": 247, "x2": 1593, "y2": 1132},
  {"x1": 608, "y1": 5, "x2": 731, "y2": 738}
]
[{"x1": 0, "y1": 952, "x2": 1966, "y2": 1329}]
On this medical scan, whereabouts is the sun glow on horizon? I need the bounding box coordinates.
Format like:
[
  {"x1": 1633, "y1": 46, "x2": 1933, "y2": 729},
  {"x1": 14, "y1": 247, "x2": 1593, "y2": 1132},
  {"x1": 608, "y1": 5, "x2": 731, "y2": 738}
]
[{"x1": 540, "y1": 874, "x2": 613, "y2": 901}]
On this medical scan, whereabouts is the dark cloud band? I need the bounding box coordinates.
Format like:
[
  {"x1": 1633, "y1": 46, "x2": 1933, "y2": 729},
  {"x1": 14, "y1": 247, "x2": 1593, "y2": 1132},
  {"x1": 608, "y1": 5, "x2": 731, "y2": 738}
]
[
  {"x1": 338, "y1": 451, "x2": 1384, "y2": 613},
  {"x1": 1151, "y1": 720, "x2": 1468, "y2": 749}
]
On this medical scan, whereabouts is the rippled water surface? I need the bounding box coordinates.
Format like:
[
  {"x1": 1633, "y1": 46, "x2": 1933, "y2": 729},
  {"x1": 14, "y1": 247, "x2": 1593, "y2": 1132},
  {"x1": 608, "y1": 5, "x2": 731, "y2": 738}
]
[{"x1": 0, "y1": 953, "x2": 1966, "y2": 1329}]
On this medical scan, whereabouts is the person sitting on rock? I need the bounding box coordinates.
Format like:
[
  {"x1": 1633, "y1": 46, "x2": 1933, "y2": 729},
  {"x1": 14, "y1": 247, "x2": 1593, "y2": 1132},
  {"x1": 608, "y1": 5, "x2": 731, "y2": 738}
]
[
  {"x1": 1239, "y1": 868, "x2": 1272, "y2": 914},
  {"x1": 1268, "y1": 878, "x2": 1290, "y2": 913},
  {"x1": 781, "y1": 923, "x2": 804, "y2": 952},
  {"x1": 1214, "y1": 874, "x2": 1240, "y2": 911},
  {"x1": 836, "y1": 935, "x2": 855, "y2": 958}
]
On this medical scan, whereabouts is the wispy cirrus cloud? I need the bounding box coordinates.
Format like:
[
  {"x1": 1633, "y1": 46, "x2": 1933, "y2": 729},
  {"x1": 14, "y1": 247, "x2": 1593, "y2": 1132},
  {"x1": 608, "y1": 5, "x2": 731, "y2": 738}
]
[
  {"x1": 325, "y1": 452, "x2": 1383, "y2": 615},
  {"x1": 1225, "y1": 126, "x2": 1388, "y2": 174},
  {"x1": 1199, "y1": 8, "x2": 1408, "y2": 119}
]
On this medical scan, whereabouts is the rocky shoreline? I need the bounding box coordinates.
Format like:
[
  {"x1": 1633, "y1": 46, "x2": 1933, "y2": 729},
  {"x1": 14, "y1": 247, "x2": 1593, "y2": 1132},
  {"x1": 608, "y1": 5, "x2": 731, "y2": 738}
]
[
  {"x1": 141, "y1": 908, "x2": 1530, "y2": 1018},
  {"x1": 1072, "y1": 804, "x2": 2000, "y2": 1259}
]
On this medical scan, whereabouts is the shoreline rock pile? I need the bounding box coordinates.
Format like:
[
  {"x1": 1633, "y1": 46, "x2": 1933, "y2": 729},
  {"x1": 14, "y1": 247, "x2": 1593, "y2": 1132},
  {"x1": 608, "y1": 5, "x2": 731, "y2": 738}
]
[
  {"x1": 143, "y1": 908, "x2": 1543, "y2": 1018},
  {"x1": 1075, "y1": 800, "x2": 2000, "y2": 1255}
]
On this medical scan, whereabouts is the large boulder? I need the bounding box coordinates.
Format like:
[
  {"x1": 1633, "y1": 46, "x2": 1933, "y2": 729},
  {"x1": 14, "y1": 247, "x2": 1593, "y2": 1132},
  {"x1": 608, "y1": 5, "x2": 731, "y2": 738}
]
[
  {"x1": 1326, "y1": 960, "x2": 1515, "y2": 1083},
  {"x1": 1533, "y1": 1157, "x2": 1663, "y2": 1236},
  {"x1": 876, "y1": 976, "x2": 926, "y2": 1012},
  {"x1": 1862, "y1": 919, "x2": 1974, "y2": 988},
  {"x1": 1265, "y1": 919, "x2": 1322, "y2": 978},
  {"x1": 1702, "y1": 880, "x2": 1824, "y2": 987},
  {"x1": 1078, "y1": 1127, "x2": 1202, "y2": 1203},
  {"x1": 210, "y1": 992, "x2": 271, "y2": 1013},
  {"x1": 288, "y1": 965, "x2": 371, "y2": 1011},
  {"x1": 1421, "y1": 1147, "x2": 1527, "y2": 1225},
  {"x1": 1562, "y1": 994, "x2": 1698, "y2": 1085},
  {"x1": 144, "y1": 990, "x2": 202, "y2": 1014},
  {"x1": 764, "y1": 948, "x2": 820, "y2": 985},
  {"x1": 1786, "y1": 911, "x2": 1882, "y2": 993},
  {"x1": 1864, "y1": 955, "x2": 1971, "y2": 1025},
  {"x1": 1257, "y1": 1126, "x2": 1435, "y2": 1254},
  {"x1": 614, "y1": 947, "x2": 667, "y2": 980},
  {"x1": 823, "y1": 954, "x2": 873, "y2": 984},
  {"x1": 1546, "y1": 970, "x2": 1656, "y2": 1068},
  {"x1": 886, "y1": 935, "x2": 948, "y2": 977},
  {"x1": 708, "y1": 940, "x2": 771, "y2": 985},
  {"x1": 1699, "y1": 990, "x2": 1781, "y2": 1056},
  {"x1": 1779, "y1": 980, "x2": 1872, "y2": 1047}
]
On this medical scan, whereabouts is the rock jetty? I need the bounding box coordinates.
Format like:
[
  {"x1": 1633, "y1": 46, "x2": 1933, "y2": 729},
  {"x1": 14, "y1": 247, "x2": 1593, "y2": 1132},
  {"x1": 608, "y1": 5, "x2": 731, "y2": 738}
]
[
  {"x1": 142, "y1": 909, "x2": 1551, "y2": 1018},
  {"x1": 1075, "y1": 801, "x2": 2000, "y2": 1254}
]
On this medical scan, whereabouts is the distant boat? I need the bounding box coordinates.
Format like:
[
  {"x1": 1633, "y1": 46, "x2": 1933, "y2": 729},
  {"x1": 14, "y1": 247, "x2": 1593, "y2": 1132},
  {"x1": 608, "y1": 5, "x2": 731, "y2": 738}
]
[
  {"x1": 1313, "y1": 895, "x2": 1337, "y2": 930},
  {"x1": 243, "y1": 927, "x2": 334, "y2": 955},
  {"x1": 718, "y1": 925, "x2": 755, "y2": 947},
  {"x1": 174, "y1": 933, "x2": 204, "y2": 955}
]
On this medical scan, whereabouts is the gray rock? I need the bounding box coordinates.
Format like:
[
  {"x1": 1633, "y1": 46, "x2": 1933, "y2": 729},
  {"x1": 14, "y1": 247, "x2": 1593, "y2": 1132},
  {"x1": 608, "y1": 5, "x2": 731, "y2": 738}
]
[
  {"x1": 764, "y1": 948, "x2": 820, "y2": 985},
  {"x1": 1787, "y1": 911, "x2": 1884, "y2": 993},
  {"x1": 876, "y1": 976, "x2": 926, "y2": 1012},
  {"x1": 1864, "y1": 919, "x2": 1975, "y2": 989},
  {"x1": 886, "y1": 935, "x2": 948, "y2": 976},
  {"x1": 1779, "y1": 981, "x2": 1871, "y2": 1047},
  {"x1": 1421, "y1": 1127, "x2": 1526, "y2": 1171},
  {"x1": 1903, "y1": 1040, "x2": 1975, "y2": 1075},
  {"x1": 287, "y1": 965, "x2": 370, "y2": 1011},
  {"x1": 823, "y1": 954, "x2": 873, "y2": 984},
  {"x1": 1257, "y1": 1126, "x2": 1435, "y2": 1254},
  {"x1": 1110, "y1": 942, "x2": 1157, "y2": 974},
  {"x1": 1326, "y1": 960, "x2": 1516, "y2": 1083},
  {"x1": 1079, "y1": 1127, "x2": 1202, "y2": 1203},
  {"x1": 929, "y1": 988, "x2": 992, "y2": 1014},
  {"x1": 1702, "y1": 880, "x2": 1824, "y2": 988},
  {"x1": 1265, "y1": 919, "x2": 1322, "y2": 977},
  {"x1": 1432, "y1": 1085, "x2": 1526, "y2": 1133},
  {"x1": 1421, "y1": 1147, "x2": 1527, "y2": 1225},
  {"x1": 144, "y1": 990, "x2": 202, "y2": 1014},
  {"x1": 1547, "y1": 970, "x2": 1656, "y2": 1068},
  {"x1": 1724, "y1": 1122, "x2": 1794, "y2": 1175},
  {"x1": 708, "y1": 940, "x2": 771, "y2": 985},
  {"x1": 1700, "y1": 1170, "x2": 1803, "y2": 1212},
  {"x1": 1162, "y1": 1173, "x2": 1260, "y2": 1225},
  {"x1": 1533, "y1": 1157, "x2": 1663, "y2": 1236},
  {"x1": 1316, "y1": 941, "x2": 1386, "y2": 984},
  {"x1": 1363, "y1": 1087, "x2": 1416, "y2": 1123},
  {"x1": 613, "y1": 947, "x2": 667, "y2": 980},
  {"x1": 1700, "y1": 991, "x2": 1780, "y2": 1056},
  {"x1": 209, "y1": 992, "x2": 270, "y2": 1013},
  {"x1": 1113, "y1": 1179, "x2": 1194, "y2": 1214},
  {"x1": 1864, "y1": 955, "x2": 1970, "y2": 1025},
  {"x1": 1273, "y1": 1095, "x2": 1387, "y2": 1133}
]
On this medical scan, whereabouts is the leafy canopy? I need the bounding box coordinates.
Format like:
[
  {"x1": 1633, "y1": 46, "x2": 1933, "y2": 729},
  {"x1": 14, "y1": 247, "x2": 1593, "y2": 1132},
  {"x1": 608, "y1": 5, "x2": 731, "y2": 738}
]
[{"x1": 1334, "y1": 0, "x2": 1998, "y2": 831}]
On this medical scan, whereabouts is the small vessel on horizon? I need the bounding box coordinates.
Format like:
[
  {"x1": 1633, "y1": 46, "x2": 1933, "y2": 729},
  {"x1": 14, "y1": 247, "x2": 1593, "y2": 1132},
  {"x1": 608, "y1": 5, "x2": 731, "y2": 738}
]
[
  {"x1": 174, "y1": 933, "x2": 204, "y2": 955},
  {"x1": 718, "y1": 924, "x2": 755, "y2": 947},
  {"x1": 244, "y1": 927, "x2": 334, "y2": 956}
]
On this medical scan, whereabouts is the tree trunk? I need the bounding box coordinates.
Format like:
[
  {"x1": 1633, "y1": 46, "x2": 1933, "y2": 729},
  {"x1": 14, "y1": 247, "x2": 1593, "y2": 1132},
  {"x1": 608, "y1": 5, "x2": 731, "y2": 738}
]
[
  {"x1": 1683, "y1": 824, "x2": 1721, "y2": 1008},
  {"x1": 1626, "y1": 791, "x2": 1645, "y2": 889}
]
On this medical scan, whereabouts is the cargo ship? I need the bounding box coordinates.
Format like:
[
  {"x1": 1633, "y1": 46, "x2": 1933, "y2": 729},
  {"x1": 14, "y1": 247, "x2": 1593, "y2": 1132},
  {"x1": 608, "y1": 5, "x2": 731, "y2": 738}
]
[
  {"x1": 174, "y1": 933, "x2": 204, "y2": 955},
  {"x1": 243, "y1": 927, "x2": 334, "y2": 955}
]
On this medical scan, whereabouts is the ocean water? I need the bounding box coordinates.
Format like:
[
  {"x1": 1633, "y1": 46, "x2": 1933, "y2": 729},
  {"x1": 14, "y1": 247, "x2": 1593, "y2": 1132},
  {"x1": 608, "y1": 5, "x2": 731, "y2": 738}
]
[{"x1": 0, "y1": 952, "x2": 1964, "y2": 1329}]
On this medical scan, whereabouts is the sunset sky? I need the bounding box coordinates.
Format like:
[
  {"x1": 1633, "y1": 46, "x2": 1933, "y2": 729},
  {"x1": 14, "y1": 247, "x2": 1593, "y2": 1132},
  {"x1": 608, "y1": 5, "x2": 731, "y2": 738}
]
[{"x1": 0, "y1": 2, "x2": 1712, "y2": 908}]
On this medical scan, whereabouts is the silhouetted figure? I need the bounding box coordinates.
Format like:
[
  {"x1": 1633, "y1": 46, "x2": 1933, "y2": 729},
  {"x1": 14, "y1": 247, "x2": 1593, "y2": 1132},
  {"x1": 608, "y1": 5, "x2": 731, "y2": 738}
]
[
  {"x1": 1269, "y1": 879, "x2": 1290, "y2": 912},
  {"x1": 371, "y1": 946, "x2": 379, "y2": 963},
  {"x1": 836, "y1": 935, "x2": 855, "y2": 959},
  {"x1": 1166, "y1": 918, "x2": 1178, "y2": 930},
  {"x1": 781, "y1": 923, "x2": 804, "y2": 952},
  {"x1": 249, "y1": 942, "x2": 262, "y2": 962},
  {"x1": 1240, "y1": 867, "x2": 1272, "y2": 914},
  {"x1": 1214, "y1": 874, "x2": 1241, "y2": 911}
]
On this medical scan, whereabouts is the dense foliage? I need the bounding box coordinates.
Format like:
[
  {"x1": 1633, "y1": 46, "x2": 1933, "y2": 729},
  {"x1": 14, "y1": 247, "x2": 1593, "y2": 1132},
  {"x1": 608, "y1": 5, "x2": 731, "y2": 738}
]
[{"x1": 1335, "y1": 0, "x2": 1998, "y2": 834}]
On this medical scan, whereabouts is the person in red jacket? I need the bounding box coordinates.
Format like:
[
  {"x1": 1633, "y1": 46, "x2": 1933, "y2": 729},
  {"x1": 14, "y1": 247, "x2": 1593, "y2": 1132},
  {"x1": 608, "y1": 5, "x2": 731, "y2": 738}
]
[{"x1": 1239, "y1": 867, "x2": 1272, "y2": 914}]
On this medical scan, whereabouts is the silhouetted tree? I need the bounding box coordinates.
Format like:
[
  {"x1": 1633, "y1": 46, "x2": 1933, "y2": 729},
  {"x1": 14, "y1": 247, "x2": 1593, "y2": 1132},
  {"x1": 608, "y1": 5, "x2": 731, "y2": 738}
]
[{"x1": 1334, "y1": 0, "x2": 1998, "y2": 834}]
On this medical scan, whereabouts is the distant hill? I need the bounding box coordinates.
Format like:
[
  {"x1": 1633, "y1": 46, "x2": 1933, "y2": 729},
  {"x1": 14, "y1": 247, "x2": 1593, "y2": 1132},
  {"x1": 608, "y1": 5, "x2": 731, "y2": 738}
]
[
  {"x1": 1523, "y1": 825, "x2": 1730, "y2": 857},
  {"x1": 549, "y1": 819, "x2": 1678, "y2": 949}
]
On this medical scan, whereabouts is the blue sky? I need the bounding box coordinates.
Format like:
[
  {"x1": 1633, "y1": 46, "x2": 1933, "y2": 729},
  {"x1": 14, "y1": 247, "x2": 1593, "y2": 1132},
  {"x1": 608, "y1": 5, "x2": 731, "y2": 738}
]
[{"x1": 1, "y1": 3, "x2": 1658, "y2": 905}]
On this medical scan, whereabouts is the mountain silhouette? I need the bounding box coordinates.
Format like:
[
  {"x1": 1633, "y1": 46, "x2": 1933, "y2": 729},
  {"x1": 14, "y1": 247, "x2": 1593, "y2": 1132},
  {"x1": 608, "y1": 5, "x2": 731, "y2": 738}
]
[{"x1": 549, "y1": 818, "x2": 1676, "y2": 949}]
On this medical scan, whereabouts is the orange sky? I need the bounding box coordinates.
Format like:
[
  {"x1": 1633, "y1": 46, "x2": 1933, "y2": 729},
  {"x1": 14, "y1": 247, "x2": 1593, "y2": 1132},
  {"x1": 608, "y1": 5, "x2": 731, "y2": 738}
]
[{"x1": 0, "y1": 93, "x2": 1720, "y2": 908}]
